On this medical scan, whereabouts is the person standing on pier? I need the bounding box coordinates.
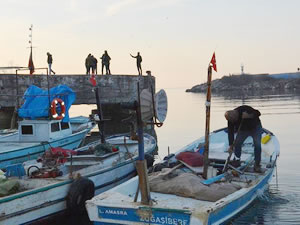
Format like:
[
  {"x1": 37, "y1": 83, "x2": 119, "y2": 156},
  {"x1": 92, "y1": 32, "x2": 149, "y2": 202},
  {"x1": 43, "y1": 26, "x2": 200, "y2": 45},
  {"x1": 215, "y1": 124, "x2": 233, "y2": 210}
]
[
  {"x1": 101, "y1": 51, "x2": 111, "y2": 75},
  {"x1": 130, "y1": 52, "x2": 142, "y2": 76},
  {"x1": 100, "y1": 53, "x2": 105, "y2": 75},
  {"x1": 91, "y1": 55, "x2": 98, "y2": 75},
  {"x1": 225, "y1": 105, "x2": 263, "y2": 173},
  {"x1": 85, "y1": 54, "x2": 92, "y2": 75},
  {"x1": 47, "y1": 52, "x2": 55, "y2": 75}
]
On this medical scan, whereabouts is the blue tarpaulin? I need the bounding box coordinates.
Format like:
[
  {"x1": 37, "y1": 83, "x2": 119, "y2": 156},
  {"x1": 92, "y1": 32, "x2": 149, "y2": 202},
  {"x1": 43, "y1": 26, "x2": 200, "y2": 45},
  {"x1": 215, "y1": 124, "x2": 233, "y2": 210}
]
[{"x1": 18, "y1": 85, "x2": 76, "y2": 122}]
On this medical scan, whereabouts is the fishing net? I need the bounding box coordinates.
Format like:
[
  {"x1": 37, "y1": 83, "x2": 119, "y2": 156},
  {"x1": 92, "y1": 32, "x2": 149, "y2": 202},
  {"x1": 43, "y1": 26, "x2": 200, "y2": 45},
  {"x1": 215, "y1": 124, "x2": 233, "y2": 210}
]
[
  {"x1": 0, "y1": 178, "x2": 20, "y2": 197},
  {"x1": 94, "y1": 143, "x2": 119, "y2": 156},
  {"x1": 149, "y1": 169, "x2": 241, "y2": 202}
]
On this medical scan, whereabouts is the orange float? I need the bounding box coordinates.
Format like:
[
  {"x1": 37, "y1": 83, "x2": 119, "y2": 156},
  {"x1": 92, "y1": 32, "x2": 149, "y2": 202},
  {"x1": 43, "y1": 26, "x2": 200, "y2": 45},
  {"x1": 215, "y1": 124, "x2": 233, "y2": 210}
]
[{"x1": 51, "y1": 98, "x2": 66, "y2": 120}]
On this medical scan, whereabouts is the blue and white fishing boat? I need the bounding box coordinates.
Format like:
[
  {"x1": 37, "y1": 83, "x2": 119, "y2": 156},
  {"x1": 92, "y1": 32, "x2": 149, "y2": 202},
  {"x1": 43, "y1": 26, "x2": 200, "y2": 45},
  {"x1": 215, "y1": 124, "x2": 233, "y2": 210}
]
[
  {"x1": 0, "y1": 133, "x2": 157, "y2": 225},
  {"x1": 85, "y1": 60, "x2": 279, "y2": 225},
  {"x1": 0, "y1": 84, "x2": 95, "y2": 169},
  {"x1": 85, "y1": 127, "x2": 279, "y2": 225},
  {"x1": 0, "y1": 116, "x2": 94, "y2": 169}
]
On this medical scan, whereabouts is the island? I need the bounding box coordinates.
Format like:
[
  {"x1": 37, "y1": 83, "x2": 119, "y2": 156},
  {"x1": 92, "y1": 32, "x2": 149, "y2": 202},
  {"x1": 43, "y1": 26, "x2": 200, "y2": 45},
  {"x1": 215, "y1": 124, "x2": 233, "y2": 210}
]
[{"x1": 186, "y1": 73, "x2": 300, "y2": 93}]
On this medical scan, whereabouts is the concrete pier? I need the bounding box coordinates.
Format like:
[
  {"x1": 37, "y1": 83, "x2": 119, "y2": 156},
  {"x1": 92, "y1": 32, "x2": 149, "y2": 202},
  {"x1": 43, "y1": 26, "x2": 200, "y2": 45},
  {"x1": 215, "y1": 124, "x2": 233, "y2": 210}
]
[
  {"x1": 0, "y1": 74, "x2": 155, "y2": 107},
  {"x1": 0, "y1": 74, "x2": 155, "y2": 130}
]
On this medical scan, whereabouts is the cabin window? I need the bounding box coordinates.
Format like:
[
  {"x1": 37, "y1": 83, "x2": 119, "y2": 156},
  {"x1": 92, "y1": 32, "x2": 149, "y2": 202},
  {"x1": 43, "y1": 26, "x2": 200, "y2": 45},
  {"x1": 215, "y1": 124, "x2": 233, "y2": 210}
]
[
  {"x1": 51, "y1": 122, "x2": 60, "y2": 132},
  {"x1": 61, "y1": 122, "x2": 70, "y2": 130},
  {"x1": 21, "y1": 125, "x2": 33, "y2": 135}
]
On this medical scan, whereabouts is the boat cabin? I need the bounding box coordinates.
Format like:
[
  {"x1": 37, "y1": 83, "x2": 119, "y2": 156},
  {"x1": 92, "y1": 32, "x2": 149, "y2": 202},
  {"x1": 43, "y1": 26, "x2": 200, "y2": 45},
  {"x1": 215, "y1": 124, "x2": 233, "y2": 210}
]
[{"x1": 18, "y1": 119, "x2": 72, "y2": 142}]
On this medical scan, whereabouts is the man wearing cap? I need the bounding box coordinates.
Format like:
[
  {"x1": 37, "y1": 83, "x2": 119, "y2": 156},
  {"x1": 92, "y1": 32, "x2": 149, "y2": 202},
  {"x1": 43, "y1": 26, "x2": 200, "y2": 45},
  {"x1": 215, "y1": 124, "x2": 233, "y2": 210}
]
[{"x1": 225, "y1": 105, "x2": 262, "y2": 173}]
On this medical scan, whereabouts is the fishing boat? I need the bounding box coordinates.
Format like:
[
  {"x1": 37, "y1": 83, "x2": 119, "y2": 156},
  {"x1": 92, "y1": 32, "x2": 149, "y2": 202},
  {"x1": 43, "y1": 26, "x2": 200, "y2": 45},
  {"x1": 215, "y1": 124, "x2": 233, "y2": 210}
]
[
  {"x1": 85, "y1": 55, "x2": 280, "y2": 225},
  {"x1": 85, "y1": 127, "x2": 279, "y2": 225},
  {"x1": 0, "y1": 116, "x2": 95, "y2": 169},
  {"x1": 0, "y1": 84, "x2": 95, "y2": 169},
  {"x1": 0, "y1": 133, "x2": 157, "y2": 225}
]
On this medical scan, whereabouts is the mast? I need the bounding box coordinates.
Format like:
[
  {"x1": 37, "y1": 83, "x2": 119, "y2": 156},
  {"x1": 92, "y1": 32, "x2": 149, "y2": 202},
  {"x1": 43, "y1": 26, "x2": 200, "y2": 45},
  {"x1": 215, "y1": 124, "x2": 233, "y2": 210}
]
[
  {"x1": 203, "y1": 66, "x2": 212, "y2": 179},
  {"x1": 203, "y1": 52, "x2": 217, "y2": 179}
]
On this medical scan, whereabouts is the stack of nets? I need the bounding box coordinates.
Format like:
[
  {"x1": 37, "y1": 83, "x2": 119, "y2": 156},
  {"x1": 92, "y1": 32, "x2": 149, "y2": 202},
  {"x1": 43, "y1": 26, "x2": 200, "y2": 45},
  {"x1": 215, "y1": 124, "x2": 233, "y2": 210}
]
[
  {"x1": 149, "y1": 168, "x2": 241, "y2": 202},
  {"x1": 0, "y1": 178, "x2": 20, "y2": 197}
]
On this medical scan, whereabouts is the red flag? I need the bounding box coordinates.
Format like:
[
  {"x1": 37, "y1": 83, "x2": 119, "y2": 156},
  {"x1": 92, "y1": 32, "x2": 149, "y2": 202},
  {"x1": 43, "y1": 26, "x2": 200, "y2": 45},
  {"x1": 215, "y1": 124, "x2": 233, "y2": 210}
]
[
  {"x1": 89, "y1": 73, "x2": 97, "y2": 86},
  {"x1": 28, "y1": 48, "x2": 35, "y2": 75},
  {"x1": 210, "y1": 52, "x2": 217, "y2": 72}
]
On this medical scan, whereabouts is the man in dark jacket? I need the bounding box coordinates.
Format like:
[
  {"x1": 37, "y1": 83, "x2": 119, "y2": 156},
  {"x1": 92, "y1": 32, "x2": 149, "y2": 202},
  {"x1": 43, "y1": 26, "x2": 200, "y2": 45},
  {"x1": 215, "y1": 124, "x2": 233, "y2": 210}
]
[
  {"x1": 85, "y1": 54, "x2": 92, "y2": 75},
  {"x1": 47, "y1": 52, "x2": 55, "y2": 75},
  {"x1": 100, "y1": 51, "x2": 111, "y2": 75},
  {"x1": 91, "y1": 55, "x2": 98, "y2": 75},
  {"x1": 225, "y1": 105, "x2": 262, "y2": 172}
]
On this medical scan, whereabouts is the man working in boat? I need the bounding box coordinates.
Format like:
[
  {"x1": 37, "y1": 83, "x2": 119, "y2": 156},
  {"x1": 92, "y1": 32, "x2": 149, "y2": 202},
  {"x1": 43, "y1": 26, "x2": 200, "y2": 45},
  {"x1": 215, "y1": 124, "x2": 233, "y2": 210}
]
[{"x1": 225, "y1": 105, "x2": 262, "y2": 173}]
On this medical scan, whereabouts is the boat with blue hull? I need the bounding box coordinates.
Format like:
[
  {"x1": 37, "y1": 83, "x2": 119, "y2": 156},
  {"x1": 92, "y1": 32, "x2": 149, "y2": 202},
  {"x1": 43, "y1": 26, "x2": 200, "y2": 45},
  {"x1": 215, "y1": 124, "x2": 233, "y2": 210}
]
[
  {"x1": 0, "y1": 116, "x2": 95, "y2": 169},
  {"x1": 86, "y1": 127, "x2": 280, "y2": 225},
  {"x1": 0, "y1": 133, "x2": 157, "y2": 225},
  {"x1": 0, "y1": 84, "x2": 95, "y2": 169}
]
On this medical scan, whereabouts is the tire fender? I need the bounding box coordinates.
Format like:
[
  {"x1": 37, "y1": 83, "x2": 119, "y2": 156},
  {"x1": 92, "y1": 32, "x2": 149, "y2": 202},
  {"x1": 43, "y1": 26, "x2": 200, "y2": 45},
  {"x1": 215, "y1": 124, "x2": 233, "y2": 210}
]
[
  {"x1": 66, "y1": 177, "x2": 95, "y2": 214},
  {"x1": 145, "y1": 153, "x2": 155, "y2": 167}
]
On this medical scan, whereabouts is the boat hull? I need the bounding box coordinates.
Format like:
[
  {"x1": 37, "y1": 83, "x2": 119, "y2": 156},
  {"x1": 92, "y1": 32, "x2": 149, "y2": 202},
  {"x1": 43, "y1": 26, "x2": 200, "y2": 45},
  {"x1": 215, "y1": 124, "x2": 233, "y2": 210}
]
[
  {"x1": 0, "y1": 135, "x2": 157, "y2": 225},
  {"x1": 88, "y1": 167, "x2": 273, "y2": 225},
  {"x1": 0, "y1": 128, "x2": 89, "y2": 169},
  {"x1": 207, "y1": 167, "x2": 274, "y2": 225},
  {"x1": 85, "y1": 127, "x2": 279, "y2": 225}
]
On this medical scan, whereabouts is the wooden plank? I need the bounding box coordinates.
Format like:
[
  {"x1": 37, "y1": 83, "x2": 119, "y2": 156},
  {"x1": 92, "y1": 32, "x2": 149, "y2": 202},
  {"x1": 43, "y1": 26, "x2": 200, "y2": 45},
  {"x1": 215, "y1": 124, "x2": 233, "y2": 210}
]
[{"x1": 178, "y1": 160, "x2": 203, "y2": 174}]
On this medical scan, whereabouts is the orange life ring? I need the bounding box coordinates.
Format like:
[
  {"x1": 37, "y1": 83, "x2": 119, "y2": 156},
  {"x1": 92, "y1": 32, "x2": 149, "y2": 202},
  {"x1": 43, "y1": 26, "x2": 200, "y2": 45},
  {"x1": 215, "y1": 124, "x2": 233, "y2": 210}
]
[{"x1": 51, "y1": 98, "x2": 66, "y2": 120}]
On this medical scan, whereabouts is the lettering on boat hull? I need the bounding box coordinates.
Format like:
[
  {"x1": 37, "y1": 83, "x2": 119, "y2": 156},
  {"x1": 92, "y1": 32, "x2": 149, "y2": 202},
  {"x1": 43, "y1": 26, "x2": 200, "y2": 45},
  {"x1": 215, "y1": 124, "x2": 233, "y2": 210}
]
[{"x1": 98, "y1": 206, "x2": 191, "y2": 225}]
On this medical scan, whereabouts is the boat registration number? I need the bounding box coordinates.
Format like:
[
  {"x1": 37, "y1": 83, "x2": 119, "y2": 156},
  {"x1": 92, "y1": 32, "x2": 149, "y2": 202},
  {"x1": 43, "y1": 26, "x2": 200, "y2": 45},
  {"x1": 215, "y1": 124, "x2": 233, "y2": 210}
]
[{"x1": 98, "y1": 206, "x2": 191, "y2": 225}]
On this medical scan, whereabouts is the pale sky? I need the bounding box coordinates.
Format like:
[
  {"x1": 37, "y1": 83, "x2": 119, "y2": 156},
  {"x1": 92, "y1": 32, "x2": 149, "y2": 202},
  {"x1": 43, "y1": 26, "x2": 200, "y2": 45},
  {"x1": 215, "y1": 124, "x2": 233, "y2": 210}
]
[{"x1": 1, "y1": 0, "x2": 300, "y2": 88}]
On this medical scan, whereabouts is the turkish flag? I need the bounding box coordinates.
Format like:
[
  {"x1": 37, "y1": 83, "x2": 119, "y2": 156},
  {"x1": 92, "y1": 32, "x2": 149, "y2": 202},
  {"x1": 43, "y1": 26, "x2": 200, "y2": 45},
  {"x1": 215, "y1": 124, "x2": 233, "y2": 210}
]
[
  {"x1": 210, "y1": 52, "x2": 217, "y2": 72},
  {"x1": 90, "y1": 73, "x2": 97, "y2": 86},
  {"x1": 28, "y1": 48, "x2": 35, "y2": 75}
]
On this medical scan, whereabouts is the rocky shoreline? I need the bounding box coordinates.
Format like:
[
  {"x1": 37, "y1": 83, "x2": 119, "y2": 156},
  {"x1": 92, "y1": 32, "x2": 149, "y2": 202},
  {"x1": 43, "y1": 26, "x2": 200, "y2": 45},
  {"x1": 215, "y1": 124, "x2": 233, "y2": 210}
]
[{"x1": 186, "y1": 74, "x2": 300, "y2": 93}]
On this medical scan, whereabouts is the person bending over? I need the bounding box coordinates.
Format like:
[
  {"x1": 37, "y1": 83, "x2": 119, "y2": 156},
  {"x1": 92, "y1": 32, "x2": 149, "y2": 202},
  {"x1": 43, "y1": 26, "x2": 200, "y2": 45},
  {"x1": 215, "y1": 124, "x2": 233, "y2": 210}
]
[{"x1": 225, "y1": 105, "x2": 262, "y2": 173}]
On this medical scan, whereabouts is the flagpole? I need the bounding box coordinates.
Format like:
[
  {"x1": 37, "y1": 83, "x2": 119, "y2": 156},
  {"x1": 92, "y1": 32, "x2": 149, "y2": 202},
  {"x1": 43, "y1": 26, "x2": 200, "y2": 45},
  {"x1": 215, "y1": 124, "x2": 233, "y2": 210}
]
[
  {"x1": 203, "y1": 65, "x2": 212, "y2": 179},
  {"x1": 203, "y1": 52, "x2": 217, "y2": 179}
]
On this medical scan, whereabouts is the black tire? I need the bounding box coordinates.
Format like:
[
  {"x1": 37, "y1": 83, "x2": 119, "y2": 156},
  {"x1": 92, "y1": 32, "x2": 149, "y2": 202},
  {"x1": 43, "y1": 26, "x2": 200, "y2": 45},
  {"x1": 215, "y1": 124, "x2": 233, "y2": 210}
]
[
  {"x1": 66, "y1": 177, "x2": 95, "y2": 214},
  {"x1": 145, "y1": 153, "x2": 155, "y2": 168}
]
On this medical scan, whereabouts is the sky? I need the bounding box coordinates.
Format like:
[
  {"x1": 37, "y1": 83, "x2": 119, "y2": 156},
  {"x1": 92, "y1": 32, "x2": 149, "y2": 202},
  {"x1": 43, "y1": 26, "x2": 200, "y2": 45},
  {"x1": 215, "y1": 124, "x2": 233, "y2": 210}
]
[{"x1": 0, "y1": 0, "x2": 300, "y2": 88}]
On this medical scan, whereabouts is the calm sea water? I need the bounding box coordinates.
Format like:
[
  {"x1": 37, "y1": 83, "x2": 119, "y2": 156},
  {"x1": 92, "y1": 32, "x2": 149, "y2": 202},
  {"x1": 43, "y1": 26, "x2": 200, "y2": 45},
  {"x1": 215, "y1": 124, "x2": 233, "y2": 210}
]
[
  {"x1": 68, "y1": 88, "x2": 300, "y2": 225},
  {"x1": 155, "y1": 88, "x2": 300, "y2": 225}
]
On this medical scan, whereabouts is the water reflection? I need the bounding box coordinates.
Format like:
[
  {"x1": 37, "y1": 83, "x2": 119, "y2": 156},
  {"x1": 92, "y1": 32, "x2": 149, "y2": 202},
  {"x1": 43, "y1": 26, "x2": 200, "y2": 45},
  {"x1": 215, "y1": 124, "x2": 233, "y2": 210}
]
[
  {"x1": 157, "y1": 88, "x2": 300, "y2": 225},
  {"x1": 65, "y1": 88, "x2": 300, "y2": 225},
  {"x1": 212, "y1": 89, "x2": 300, "y2": 101}
]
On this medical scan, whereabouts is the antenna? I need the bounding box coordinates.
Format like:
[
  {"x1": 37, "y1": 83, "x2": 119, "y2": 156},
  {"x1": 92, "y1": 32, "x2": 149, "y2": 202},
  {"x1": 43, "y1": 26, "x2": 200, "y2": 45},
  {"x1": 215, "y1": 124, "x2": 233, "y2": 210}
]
[
  {"x1": 123, "y1": 83, "x2": 168, "y2": 205},
  {"x1": 139, "y1": 89, "x2": 168, "y2": 124},
  {"x1": 29, "y1": 24, "x2": 33, "y2": 49},
  {"x1": 154, "y1": 89, "x2": 167, "y2": 123},
  {"x1": 29, "y1": 24, "x2": 33, "y2": 47},
  {"x1": 140, "y1": 89, "x2": 154, "y2": 122}
]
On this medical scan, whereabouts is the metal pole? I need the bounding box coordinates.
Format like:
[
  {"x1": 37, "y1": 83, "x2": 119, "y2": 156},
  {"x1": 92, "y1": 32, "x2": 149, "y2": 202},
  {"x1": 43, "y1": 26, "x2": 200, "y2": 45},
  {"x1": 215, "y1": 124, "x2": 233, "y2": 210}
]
[
  {"x1": 136, "y1": 82, "x2": 144, "y2": 161},
  {"x1": 10, "y1": 71, "x2": 19, "y2": 129},
  {"x1": 135, "y1": 81, "x2": 150, "y2": 205},
  {"x1": 95, "y1": 87, "x2": 105, "y2": 143},
  {"x1": 46, "y1": 72, "x2": 51, "y2": 119},
  {"x1": 203, "y1": 66, "x2": 212, "y2": 179}
]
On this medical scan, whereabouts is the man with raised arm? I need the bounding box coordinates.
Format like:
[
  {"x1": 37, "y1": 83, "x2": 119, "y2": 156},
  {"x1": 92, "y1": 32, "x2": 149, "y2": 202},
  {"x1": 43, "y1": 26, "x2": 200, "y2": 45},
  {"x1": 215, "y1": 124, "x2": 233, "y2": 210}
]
[{"x1": 130, "y1": 52, "x2": 142, "y2": 76}]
